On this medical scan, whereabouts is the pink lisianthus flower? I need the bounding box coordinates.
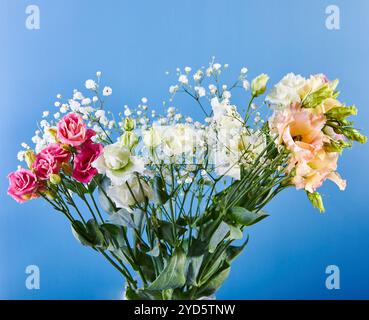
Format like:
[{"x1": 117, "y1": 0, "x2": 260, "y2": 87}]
[
  {"x1": 33, "y1": 149, "x2": 60, "y2": 180},
  {"x1": 269, "y1": 102, "x2": 327, "y2": 163},
  {"x1": 7, "y1": 168, "x2": 40, "y2": 203},
  {"x1": 42, "y1": 143, "x2": 71, "y2": 164},
  {"x1": 72, "y1": 141, "x2": 103, "y2": 183},
  {"x1": 291, "y1": 149, "x2": 346, "y2": 193},
  {"x1": 57, "y1": 113, "x2": 95, "y2": 147}
]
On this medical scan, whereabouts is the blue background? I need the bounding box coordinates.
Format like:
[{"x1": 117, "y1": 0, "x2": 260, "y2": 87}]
[{"x1": 1, "y1": 0, "x2": 368, "y2": 299}]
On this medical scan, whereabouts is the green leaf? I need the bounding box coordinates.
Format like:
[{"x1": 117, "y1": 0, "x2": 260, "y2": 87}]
[
  {"x1": 226, "y1": 235, "x2": 249, "y2": 262},
  {"x1": 154, "y1": 176, "x2": 169, "y2": 204},
  {"x1": 229, "y1": 207, "x2": 269, "y2": 226},
  {"x1": 209, "y1": 221, "x2": 230, "y2": 253},
  {"x1": 185, "y1": 255, "x2": 204, "y2": 286},
  {"x1": 100, "y1": 223, "x2": 125, "y2": 250},
  {"x1": 135, "y1": 251, "x2": 157, "y2": 282},
  {"x1": 124, "y1": 286, "x2": 162, "y2": 300},
  {"x1": 109, "y1": 209, "x2": 135, "y2": 228},
  {"x1": 71, "y1": 220, "x2": 94, "y2": 247},
  {"x1": 98, "y1": 178, "x2": 115, "y2": 214},
  {"x1": 147, "y1": 248, "x2": 186, "y2": 291},
  {"x1": 157, "y1": 220, "x2": 186, "y2": 246},
  {"x1": 197, "y1": 262, "x2": 230, "y2": 297},
  {"x1": 86, "y1": 219, "x2": 106, "y2": 248},
  {"x1": 132, "y1": 209, "x2": 145, "y2": 233},
  {"x1": 228, "y1": 224, "x2": 243, "y2": 240}
]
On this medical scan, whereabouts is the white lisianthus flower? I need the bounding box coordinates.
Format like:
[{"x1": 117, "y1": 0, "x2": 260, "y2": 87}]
[
  {"x1": 93, "y1": 142, "x2": 145, "y2": 185},
  {"x1": 108, "y1": 176, "x2": 153, "y2": 211},
  {"x1": 162, "y1": 124, "x2": 198, "y2": 157},
  {"x1": 142, "y1": 126, "x2": 163, "y2": 148},
  {"x1": 266, "y1": 73, "x2": 306, "y2": 107}
]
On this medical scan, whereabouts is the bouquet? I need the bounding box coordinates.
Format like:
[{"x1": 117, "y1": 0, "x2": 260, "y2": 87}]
[{"x1": 8, "y1": 61, "x2": 366, "y2": 300}]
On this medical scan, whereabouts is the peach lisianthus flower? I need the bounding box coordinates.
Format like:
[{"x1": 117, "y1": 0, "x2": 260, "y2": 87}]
[
  {"x1": 269, "y1": 102, "x2": 327, "y2": 163},
  {"x1": 291, "y1": 149, "x2": 346, "y2": 193}
]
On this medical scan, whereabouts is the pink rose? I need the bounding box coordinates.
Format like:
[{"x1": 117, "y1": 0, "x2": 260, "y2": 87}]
[
  {"x1": 57, "y1": 113, "x2": 95, "y2": 147},
  {"x1": 42, "y1": 143, "x2": 71, "y2": 164},
  {"x1": 8, "y1": 168, "x2": 39, "y2": 203},
  {"x1": 72, "y1": 141, "x2": 103, "y2": 183},
  {"x1": 33, "y1": 149, "x2": 60, "y2": 180}
]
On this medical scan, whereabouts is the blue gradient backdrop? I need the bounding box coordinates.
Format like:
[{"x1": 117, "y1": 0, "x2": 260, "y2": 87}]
[{"x1": 1, "y1": 0, "x2": 368, "y2": 299}]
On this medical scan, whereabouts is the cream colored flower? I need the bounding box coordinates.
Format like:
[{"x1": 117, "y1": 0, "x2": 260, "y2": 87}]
[
  {"x1": 266, "y1": 73, "x2": 306, "y2": 107},
  {"x1": 93, "y1": 142, "x2": 145, "y2": 185},
  {"x1": 108, "y1": 176, "x2": 153, "y2": 211}
]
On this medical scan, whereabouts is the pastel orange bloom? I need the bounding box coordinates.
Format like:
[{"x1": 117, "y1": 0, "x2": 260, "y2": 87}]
[
  {"x1": 269, "y1": 102, "x2": 327, "y2": 163},
  {"x1": 291, "y1": 149, "x2": 346, "y2": 193}
]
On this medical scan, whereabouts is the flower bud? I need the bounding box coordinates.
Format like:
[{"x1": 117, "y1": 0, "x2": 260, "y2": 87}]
[
  {"x1": 61, "y1": 162, "x2": 73, "y2": 176},
  {"x1": 24, "y1": 150, "x2": 36, "y2": 169},
  {"x1": 342, "y1": 127, "x2": 367, "y2": 144},
  {"x1": 326, "y1": 105, "x2": 357, "y2": 120},
  {"x1": 251, "y1": 74, "x2": 269, "y2": 97},
  {"x1": 46, "y1": 127, "x2": 58, "y2": 141},
  {"x1": 124, "y1": 118, "x2": 135, "y2": 131},
  {"x1": 307, "y1": 191, "x2": 325, "y2": 213},
  {"x1": 44, "y1": 190, "x2": 56, "y2": 201},
  {"x1": 50, "y1": 174, "x2": 61, "y2": 185},
  {"x1": 119, "y1": 131, "x2": 139, "y2": 150}
]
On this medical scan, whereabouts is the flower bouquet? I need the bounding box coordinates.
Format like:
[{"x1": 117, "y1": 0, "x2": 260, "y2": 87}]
[{"x1": 8, "y1": 61, "x2": 366, "y2": 300}]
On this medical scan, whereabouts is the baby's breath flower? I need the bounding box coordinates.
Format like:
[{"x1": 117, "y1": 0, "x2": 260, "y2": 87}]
[
  {"x1": 85, "y1": 79, "x2": 97, "y2": 90},
  {"x1": 60, "y1": 104, "x2": 69, "y2": 113},
  {"x1": 82, "y1": 98, "x2": 91, "y2": 106},
  {"x1": 178, "y1": 75, "x2": 188, "y2": 85},
  {"x1": 209, "y1": 84, "x2": 217, "y2": 94},
  {"x1": 169, "y1": 85, "x2": 179, "y2": 94},
  {"x1": 242, "y1": 80, "x2": 250, "y2": 90},
  {"x1": 17, "y1": 150, "x2": 26, "y2": 162},
  {"x1": 73, "y1": 91, "x2": 84, "y2": 100},
  {"x1": 103, "y1": 86, "x2": 112, "y2": 96},
  {"x1": 195, "y1": 86, "x2": 206, "y2": 97},
  {"x1": 124, "y1": 108, "x2": 132, "y2": 117}
]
